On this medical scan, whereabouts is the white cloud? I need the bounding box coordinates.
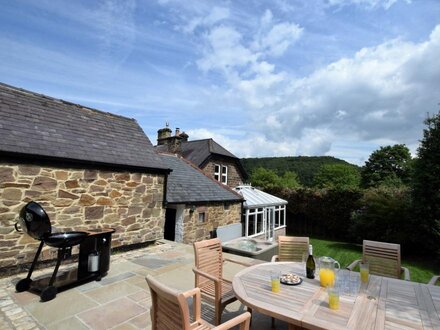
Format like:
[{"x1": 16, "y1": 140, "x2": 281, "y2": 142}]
[
  {"x1": 196, "y1": 10, "x2": 303, "y2": 110},
  {"x1": 197, "y1": 26, "x2": 258, "y2": 73},
  {"x1": 193, "y1": 24, "x2": 440, "y2": 165},
  {"x1": 326, "y1": 0, "x2": 411, "y2": 10},
  {"x1": 183, "y1": 6, "x2": 230, "y2": 33},
  {"x1": 257, "y1": 22, "x2": 303, "y2": 57}
]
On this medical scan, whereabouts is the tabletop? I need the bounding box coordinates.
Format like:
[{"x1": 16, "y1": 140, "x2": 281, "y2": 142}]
[{"x1": 232, "y1": 262, "x2": 440, "y2": 330}]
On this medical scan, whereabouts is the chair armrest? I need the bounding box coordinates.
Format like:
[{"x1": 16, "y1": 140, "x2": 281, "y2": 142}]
[
  {"x1": 181, "y1": 287, "x2": 202, "y2": 321},
  {"x1": 346, "y1": 259, "x2": 361, "y2": 271},
  {"x1": 223, "y1": 257, "x2": 252, "y2": 267},
  {"x1": 401, "y1": 267, "x2": 410, "y2": 281},
  {"x1": 213, "y1": 311, "x2": 251, "y2": 330},
  {"x1": 192, "y1": 267, "x2": 221, "y2": 283},
  {"x1": 271, "y1": 255, "x2": 279, "y2": 262},
  {"x1": 428, "y1": 275, "x2": 439, "y2": 286},
  {"x1": 181, "y1": 287, "x2": 201, "y2": 299}
]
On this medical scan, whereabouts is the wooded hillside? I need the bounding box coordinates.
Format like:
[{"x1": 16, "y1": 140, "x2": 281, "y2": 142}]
[{"x1": 241, "y1": 156, "x2": 359, "y2": 187}]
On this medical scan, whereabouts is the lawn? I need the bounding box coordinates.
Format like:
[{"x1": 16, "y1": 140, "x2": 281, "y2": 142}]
[{"x1": 310, "y1": 237, "x2": 440, "y2": 284}]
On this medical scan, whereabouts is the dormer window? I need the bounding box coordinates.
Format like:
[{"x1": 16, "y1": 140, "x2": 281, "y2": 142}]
[{"x1": 214, "y1": 164, "x2": 228, "y2": 184}]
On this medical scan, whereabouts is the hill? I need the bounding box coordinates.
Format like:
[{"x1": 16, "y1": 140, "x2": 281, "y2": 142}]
[{"x1": 241, "y1": 156, "x2": 359, "y2": 187}]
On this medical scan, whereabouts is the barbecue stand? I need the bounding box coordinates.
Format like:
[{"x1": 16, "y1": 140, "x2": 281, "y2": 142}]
[{"x1": 15, "y1": 201, "x2": 115, "y2": 301}]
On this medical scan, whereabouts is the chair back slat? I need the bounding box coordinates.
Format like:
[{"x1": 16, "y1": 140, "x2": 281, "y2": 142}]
[
  {"x1": 193, "y1": 238, "x2": 223, "y2": 286},
  {"x1": 363, "y1": 240, "x2": 401, "y2": 279},
  {"x1": 278, "y1": 236, "x2": 309, "y2": 262},
  {"x1": 146, "y1": 275, "x2": 188, "y2": 330}
]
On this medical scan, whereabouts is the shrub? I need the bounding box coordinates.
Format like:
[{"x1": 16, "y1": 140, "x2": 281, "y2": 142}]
[
  {"x1": 268, "y1": 187, "x2": 362, "y2": 241},
  {"x1": 350, "y1": 187, "x2": 412, "y2": 251}
]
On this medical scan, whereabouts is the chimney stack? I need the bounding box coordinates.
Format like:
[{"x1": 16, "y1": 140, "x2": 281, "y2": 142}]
[
  {"x1": 157, "y1": 127, "x2": 172, "y2": 145},
  {"x1": 156, "y1": 124, "x2": 189, "y2": 152}
]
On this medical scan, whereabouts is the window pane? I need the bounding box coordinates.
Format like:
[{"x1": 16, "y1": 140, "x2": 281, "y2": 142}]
[
  {"x1": 198, "y1": 213, "x2": 205, "y2": 223},
  {"x1": 274, "y1": 209, "x2": 280, "y2": 227},
  {"x1": 222, "y1": 165, "x2": 227, "y2": 173},
  {"x1": 214, "y1": 174, "x2": 220, "y2": 181},
  {"x1": 256, "y1": 213, "x2": 263, "y2": 233},
  {"x1": 281, "y1": 208, "x2": 285, "y2": 226},
  {"x1": 248, "y1": 214, "x2": 255, "y2": 235}
]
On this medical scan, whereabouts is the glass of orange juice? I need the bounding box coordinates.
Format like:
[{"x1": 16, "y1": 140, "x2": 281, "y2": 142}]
[
  {"x1": 360, "y1": 262, "x2": 369, "y2": 283},
  {"x1": 328, "y1": 287, "x2": 340, "y2": 310},
  {"x1": 319, "y1": 268, "x2": 336, "y2": 288},
  {"x1": 271, "y1": 271, "x2": 280, "y2": 293}
]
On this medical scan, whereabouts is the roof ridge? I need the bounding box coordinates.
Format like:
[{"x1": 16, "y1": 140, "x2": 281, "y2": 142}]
[
  {"x1": 208, "y1": 138, "x2": 214, "y2": 153},
  {"x1": 0, "y1": 82, "x2": 136, "y2": 122}
]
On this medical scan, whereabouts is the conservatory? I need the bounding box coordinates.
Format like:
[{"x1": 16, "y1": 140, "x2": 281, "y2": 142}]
[{"x1": 234, "y1": 185, "x2": 288, "y2": 241}]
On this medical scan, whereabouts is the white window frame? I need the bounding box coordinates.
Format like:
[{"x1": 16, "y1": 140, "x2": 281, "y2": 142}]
[
  {"x1": 221, "y1": 165, "x2": 228, "y2": 184},
  {"x1": 274, "y1": 205, "x2": 286, "y2": 229},
  {"x1": 214, "y1": 164, "x2": 221, "y2": 182},
  {"x1": 245, "y1": 207, "x2": 265, "y2": 237},
  {"x1": 214, "y1": 164, "x2": 228, "y2": 185}
]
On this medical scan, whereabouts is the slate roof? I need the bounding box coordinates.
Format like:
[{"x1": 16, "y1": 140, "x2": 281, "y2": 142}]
[
  {"x1": 0, "y1": 83, "x2": 169, "y2": 172},
  {"x1": 160, "y1": 153, "x2": 243, "y2": 204},
  {"x1": 180, "y1": 139, "x2": 238, "y2": 167}
]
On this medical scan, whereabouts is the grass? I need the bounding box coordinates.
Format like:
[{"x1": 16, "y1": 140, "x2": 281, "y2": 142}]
[{"x1": 310, "y1": 237, "x2": 440, "y2": 284}]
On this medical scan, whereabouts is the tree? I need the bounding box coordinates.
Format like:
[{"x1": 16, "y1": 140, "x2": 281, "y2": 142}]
[
  {"x1": 280, "y1": 171, "x2": 301, "y2": 189},
  {"x1": 411, "y1": 112, "x2": 440, "y2": 254},
  {"x1": 313, "y1": 164, "x2": 361, "y2": 189},
  {"x1": 360, "y1": 144, "x2": 412, "y2": 188},
  {"x1": 250, "y1": 167, "x2": 300, "y2": 190},
  {"x1": 250, "y1": 167, "x2": 281, "y2": 190},
  {"x1": 350, "y1": 187, "x2": 412, "y2": 246}
]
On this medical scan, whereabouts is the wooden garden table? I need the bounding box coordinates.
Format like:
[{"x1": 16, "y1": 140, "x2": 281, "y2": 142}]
[{"x1": 232, "y1": 262, "x2": 440, "y2": 330}]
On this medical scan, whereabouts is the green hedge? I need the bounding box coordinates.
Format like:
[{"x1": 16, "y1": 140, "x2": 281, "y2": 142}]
[
  {"x1": 267, "y1": 187, "x2": 433, "y2": 256},
  {"x1": 267, "y1": 187, "x2": 362, "y2": 241}
]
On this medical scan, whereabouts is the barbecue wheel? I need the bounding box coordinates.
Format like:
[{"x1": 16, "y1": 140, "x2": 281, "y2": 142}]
[
  {"x1": 16, "y1": 278, "x2": 32, "y2": 292},
  {"x1": 40, "y1": 286, "x2": 57, "y2": 302}
]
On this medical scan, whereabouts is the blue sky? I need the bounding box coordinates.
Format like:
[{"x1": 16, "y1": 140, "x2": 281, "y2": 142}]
[{"x1": 1, "y1": 0, "x2": 439, "y2": 165}]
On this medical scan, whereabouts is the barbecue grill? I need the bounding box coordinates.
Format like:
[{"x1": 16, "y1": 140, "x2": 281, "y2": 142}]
[{"x1": 15, "y1": 201, "x2": 115, "y2": 301}]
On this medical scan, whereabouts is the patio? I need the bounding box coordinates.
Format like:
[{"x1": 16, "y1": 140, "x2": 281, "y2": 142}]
[{"x1": 0, "y1": 240, "x2": 285, "y2": 330}]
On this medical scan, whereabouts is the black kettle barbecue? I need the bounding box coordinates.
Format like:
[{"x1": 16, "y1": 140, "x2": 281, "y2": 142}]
[{"x1": 15, "y1": 201, "x2": 115, "y2": 301}]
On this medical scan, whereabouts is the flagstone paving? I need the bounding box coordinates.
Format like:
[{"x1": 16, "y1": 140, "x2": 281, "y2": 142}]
[{"x1": 0, "y1": 240, "x2": 288, "y2": 329}]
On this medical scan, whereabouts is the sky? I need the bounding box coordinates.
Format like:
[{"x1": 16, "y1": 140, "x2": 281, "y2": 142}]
[{"x1": 1, "y1": 0, "x2": 440, "y2": 165}]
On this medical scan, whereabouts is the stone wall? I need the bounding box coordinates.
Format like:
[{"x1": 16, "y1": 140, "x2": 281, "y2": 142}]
[
  {"x1": 0, "y1": 162, "x2": 165, "y2": 270},
  {"x1": 202, "y1": 157, "x2": 245, "y2": 189},
  {"x1": 181, "y1": 202, "x2": 241, "y2": 243}
]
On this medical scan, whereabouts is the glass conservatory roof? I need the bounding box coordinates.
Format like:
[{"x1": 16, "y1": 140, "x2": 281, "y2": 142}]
[{"x1": 234, "y1": 185, "x2": 288, "y2": 208}]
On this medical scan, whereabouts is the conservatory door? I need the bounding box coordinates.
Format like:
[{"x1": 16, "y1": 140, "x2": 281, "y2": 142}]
[{"x1": 265, "y1": 207, "x2": 275, "y2": 241}]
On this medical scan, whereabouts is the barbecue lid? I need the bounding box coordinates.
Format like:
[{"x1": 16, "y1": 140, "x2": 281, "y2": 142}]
[{"x1": 17, "y1": 201, "x2": 51, "y2": 240}]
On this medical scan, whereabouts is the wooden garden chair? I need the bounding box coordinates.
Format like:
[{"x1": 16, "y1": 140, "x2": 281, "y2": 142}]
[
  {"x1": 271, "y1": 236, "x2": 309, "y2": 262},
  {"x1": 347, "y1": 240, "x2": 410, "y2": 280},
  {"x1": 146, "y1": 275, "x2": 250, "y2": 330},
  {"x1": 193, "y1": 238, "x2": 252, "y2": 325},
  {"x1": 428, "y1": 275, "x2": 439, "y2": 286}
]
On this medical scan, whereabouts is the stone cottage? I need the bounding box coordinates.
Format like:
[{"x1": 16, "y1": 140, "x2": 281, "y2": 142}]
[
  {"x1": 160, "y1": 153, "x2": 243, "y2": 243},
  {"x1": 156, "y1": 126, "x2": 248, "y2": 188},
  {"x1": 0, "y1": 83, "x2": 171, "y2": 272}
]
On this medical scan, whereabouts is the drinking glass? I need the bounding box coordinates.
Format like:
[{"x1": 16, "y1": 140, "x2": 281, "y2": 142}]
[
  {"x1": 301, "y1": 252, "x2": 308, "y2": 277},
  {"x1": 360, "y1": 262, "x2": 369, "y2": 284},
  {"x1": 349, "y1": 269, "x2": 360, "y2": 295},
  {"x1": 337, "y1": 269, "x2": 349, "y2": 295},
  {"x1": 271, "y1": 270, "x2": 280, "y2": 293},
  {"x1": 328, "y1": 287, "x2": 340, "y2": 310}
]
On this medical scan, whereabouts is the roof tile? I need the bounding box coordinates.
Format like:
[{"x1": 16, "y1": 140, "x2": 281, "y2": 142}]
[{"x1": 0, "y1": 83, "x2": 168, "y2": 171}]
